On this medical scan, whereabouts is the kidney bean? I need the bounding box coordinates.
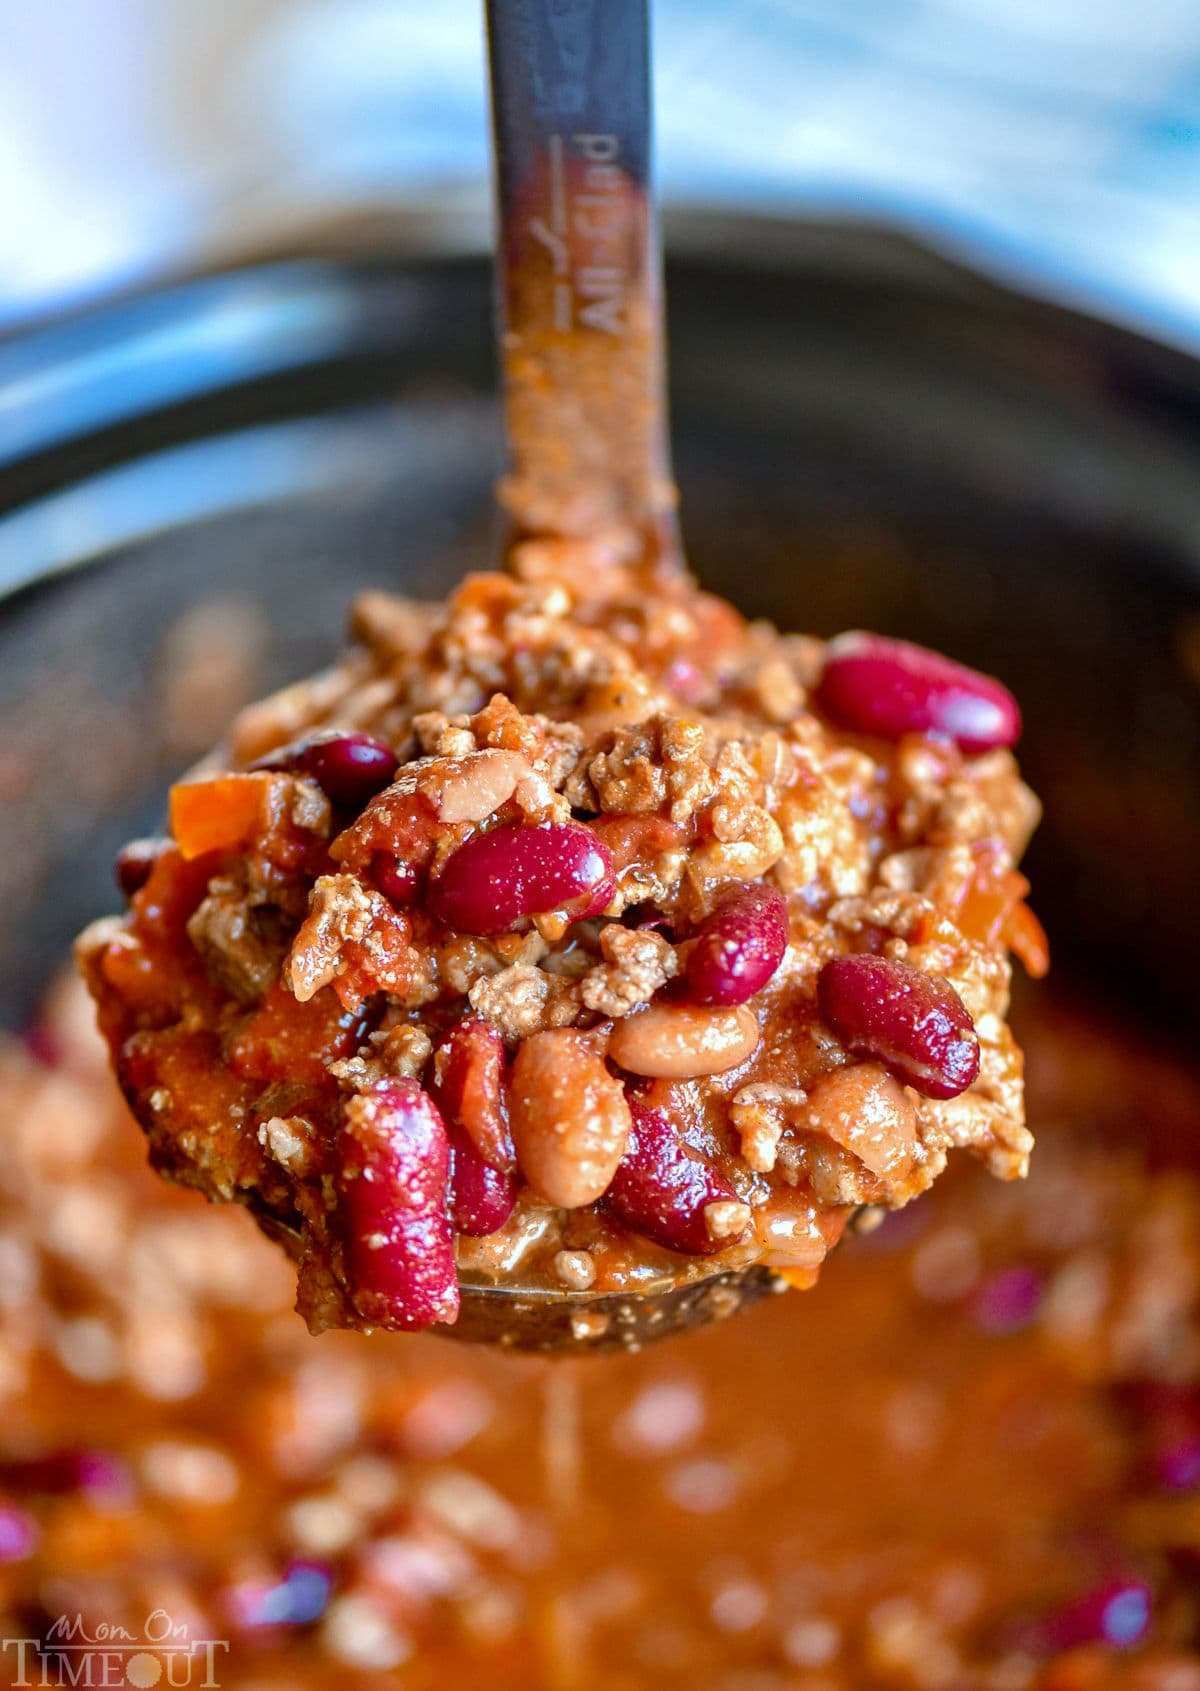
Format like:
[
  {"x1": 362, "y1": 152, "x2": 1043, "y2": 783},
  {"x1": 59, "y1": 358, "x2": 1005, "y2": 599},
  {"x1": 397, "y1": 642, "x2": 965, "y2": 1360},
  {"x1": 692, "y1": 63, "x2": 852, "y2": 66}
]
[
  {"x1": 817, "y1": 632, "x2": 1021, "y2": 753},
  {"x1": 817, "y1": 954, "x2": 980, "y2": 1099},
  {"x1": 254, "y1": 729, "x2": 398, "y2": 809},
  {"x1": 21, "y1": 1022, "x2": 60, "y2": 1067},
  {"x1": 0, "y1": 1449, "x2": 130, "y2": 1502},
  {"x1": 509, "y1": 1030, "x2": 631, "y2": 1207},
  {"x1": 1117, "y1": 1381, "x2": 1200, "y2": 1494},
  {"x1": 371, "y1": 851, "x2": 421, "y2": 906},
  {"x1": 1017, "y1": 1579, "x2": 1152, "y2": 1654},
  {"x1": 449, "y1": 1125, "x2": 518, "y2": 1236},
  {"x1": 227, "y1": 1559, "x2": 334, "y2": 1630},
  {"x1": 970, "y1": 1265, "x2": 1043, "y2": 1333},
  {"x1": 578, "y1": 871, "x2": 620, "y2": 920},
  {"x1": 430, "y1": 822, "x2": 614, "y2": 935},
  {"x1": 1155, "y1": 1441, "x2": 1200, "y2": 1493},
  {"x1": 337, "y1": 1080, "x2": 459, "y2": 1331},
  {"x1": 114, "y1": 837, "x2": 167, "y2": 900},
  {"x1": 686, "y1": 883, "x2": 788, "y2": 1006},
  {"x1": 606, "y1": 1096, "x2": 748, "y2": 1256},
  {"x1": 0, "y1": 1506, "x2": 36, "y2": 1563},
  {"x1": 428, "y1": 1019, "x2": 515, "y2": 1171},
  {"x1": 609, "y1": 1003, "x2": 760, "y2": 1079}
]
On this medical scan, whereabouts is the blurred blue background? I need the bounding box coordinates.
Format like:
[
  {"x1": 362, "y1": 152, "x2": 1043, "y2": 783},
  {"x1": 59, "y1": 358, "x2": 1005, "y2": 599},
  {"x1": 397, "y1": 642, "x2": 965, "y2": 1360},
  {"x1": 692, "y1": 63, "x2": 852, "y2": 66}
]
[{"x1": 2, "y1": 0, "x2": 1200, "y2": 344}]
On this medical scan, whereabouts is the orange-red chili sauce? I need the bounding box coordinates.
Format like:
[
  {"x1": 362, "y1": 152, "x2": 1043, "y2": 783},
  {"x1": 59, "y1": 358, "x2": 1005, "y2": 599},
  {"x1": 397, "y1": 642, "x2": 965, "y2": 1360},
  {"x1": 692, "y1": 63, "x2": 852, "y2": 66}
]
[{"x1": 1, "y1": 977, "x2": 1198, "y2": 1690}]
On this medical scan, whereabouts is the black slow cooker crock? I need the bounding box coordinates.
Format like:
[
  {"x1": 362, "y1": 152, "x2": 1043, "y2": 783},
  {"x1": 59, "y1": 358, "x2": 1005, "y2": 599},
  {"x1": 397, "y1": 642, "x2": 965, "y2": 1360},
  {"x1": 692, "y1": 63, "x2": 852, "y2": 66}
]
[{"x1": 1, "y1": 218, "x2": 1197, "y2": 1040}]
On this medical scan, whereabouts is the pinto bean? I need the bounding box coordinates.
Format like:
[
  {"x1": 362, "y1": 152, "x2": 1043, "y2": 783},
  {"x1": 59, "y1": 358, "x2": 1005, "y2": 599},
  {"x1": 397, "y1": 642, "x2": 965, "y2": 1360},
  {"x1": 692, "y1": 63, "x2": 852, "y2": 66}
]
[
  {"x1": 804, "y1": 1061, "x2": 921, "y2": 1189},
  {"x1": 509, "y1": 1030, "x2": 632, "y2": 1208},
  {"x1": 608, "y1": 1003, "x2": 760, "y2": 1079},
  {"x1": 752, "y1": 1188, "x2": 833, "y2": 1272}
]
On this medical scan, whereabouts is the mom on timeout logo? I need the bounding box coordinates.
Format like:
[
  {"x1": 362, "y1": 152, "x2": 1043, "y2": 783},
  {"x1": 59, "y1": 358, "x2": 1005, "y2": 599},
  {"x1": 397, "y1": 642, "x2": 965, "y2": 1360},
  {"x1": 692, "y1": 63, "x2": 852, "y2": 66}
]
[{"x1": 2, "y1": 1611, "x2": 229, "y2": 1688}]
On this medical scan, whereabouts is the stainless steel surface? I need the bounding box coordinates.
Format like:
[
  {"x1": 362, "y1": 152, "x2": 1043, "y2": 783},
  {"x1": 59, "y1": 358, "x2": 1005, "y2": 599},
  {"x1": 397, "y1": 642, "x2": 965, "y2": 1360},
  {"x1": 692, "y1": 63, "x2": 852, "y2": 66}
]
[
  {"x1": 466, "y1": 7, "x2": 753, "y2": 1352},
  {"x1": 247, "y1": 1189, "x2": 798, "y2": 1354},
  {"x1": 484, "y1": 0, "x2": 673, "y2": 543}
]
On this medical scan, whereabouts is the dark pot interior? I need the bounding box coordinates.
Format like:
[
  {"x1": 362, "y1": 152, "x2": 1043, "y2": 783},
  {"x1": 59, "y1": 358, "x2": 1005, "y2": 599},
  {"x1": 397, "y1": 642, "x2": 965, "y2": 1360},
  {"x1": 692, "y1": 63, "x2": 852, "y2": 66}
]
[{"x1": 1, "y1": 229, "x2": 1198, "y2": 1034}]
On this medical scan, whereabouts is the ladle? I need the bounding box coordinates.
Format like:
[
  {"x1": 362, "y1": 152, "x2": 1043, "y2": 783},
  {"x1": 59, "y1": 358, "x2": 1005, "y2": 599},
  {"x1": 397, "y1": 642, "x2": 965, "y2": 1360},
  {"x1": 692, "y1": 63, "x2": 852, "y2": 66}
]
[{"x1": 244, "y1": 0, "x2": 873, "y2": 1354}]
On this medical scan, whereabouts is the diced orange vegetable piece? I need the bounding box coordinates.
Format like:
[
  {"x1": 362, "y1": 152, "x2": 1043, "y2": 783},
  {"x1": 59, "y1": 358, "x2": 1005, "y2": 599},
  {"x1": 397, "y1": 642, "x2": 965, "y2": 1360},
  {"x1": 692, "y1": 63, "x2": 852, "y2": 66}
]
[
  {"x1": 952, "y1": 842, "x2": 1049, "y2": 978},
  {"x1": 953, "y1": 840, "x2": 1026, "y2": 945},
  {"x1": 957, "y1": 868, "x2": 1025, "y2": 948},
  {"x1": 1005, "y1": 900, "x2": 1051, "y2": 980},
  {"x1": 170, "y1": 773, "x2": 275, "y2": 860}
]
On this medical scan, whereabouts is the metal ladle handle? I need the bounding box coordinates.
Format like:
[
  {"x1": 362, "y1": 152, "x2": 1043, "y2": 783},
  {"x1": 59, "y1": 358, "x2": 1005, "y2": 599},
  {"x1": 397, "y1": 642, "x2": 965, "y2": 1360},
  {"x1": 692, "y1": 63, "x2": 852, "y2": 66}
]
[{"x1": 485, "y1": 0, "x2": 676, "y2": 555}]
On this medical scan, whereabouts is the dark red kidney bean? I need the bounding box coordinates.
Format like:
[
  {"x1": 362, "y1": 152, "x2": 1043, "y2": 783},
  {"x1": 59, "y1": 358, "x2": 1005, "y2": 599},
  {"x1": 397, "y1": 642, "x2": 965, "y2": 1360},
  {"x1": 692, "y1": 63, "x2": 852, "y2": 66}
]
[
  {"x1": 429, "y1": 822, "x2": 614, "y2": 936},
  {"x1": 686, "y1": 883, "x2": 788, "y2": 1006},
  {"x1": 0, "y1": 1506, "x2": 36, "y2": 1563},
  {"x1": 818, "y1": 954, "x2": 980, "y2": 1099},
  {"x1": 254, "y1": 729, "x2": 398, "y2": 809},
  {"x1": 228, "y1": 1558, "x2": 334, "y2": 1631},
  {"x1": 449, "y1": 1125, "x2": 518, "y2": 1236},
  {"x1": 969, "y1": 1265, "x2": 1042, "y2": 1334},
  {"x1": 1151, "y1": 1436, "x2": 1200, "y2": 1495},
  {"x1": 372, "y1": 850, "x2": 421, "y2": 906},
  {"x1": 115, "y1": 837, "x2": 167, "y2": 900},
  {"x1": 817, "y1": 632, "x2": 1021, "y2": 754},
  {"x1": 337, "y1": 1079, "x2": 459, "y2": 1331},
  {"x1": 605, "y1": 1096, "x2": 747, "y2": 1257},
  {"x1": 0, "y1": 1449, "x2": 129, "y2": 1501},
  {"x1": 21, "y1": 1022, "x2": 60, "y2": 1067},
  {"x1": 427, "y1": 1019, "x2": 515, "y2": 1171},
  {"x1": 1014, "y1": 1579, "x2": 1152, "y2": 1655},
  {"x1": 577, "y1": 868, "x2": 619, "y2": 920},
  {"x1": 1117, "y1": 1381, "x2": 1200, "y2": 1494}
]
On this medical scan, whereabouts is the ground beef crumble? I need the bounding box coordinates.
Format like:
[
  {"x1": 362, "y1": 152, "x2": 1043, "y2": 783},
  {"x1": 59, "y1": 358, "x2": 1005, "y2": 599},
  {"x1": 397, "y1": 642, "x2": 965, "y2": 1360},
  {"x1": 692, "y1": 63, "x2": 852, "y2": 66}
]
[{"x1": 76, "y1": 550, "x2": 1046, "y2": 1334}]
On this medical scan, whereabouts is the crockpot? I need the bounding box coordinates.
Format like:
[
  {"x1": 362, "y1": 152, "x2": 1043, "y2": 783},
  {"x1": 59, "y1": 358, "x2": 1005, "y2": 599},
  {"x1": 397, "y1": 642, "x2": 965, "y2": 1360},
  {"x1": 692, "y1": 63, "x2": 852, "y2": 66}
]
[{"x1": 1, "y1": 216, "x2": 1198, "y2": 1038}]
